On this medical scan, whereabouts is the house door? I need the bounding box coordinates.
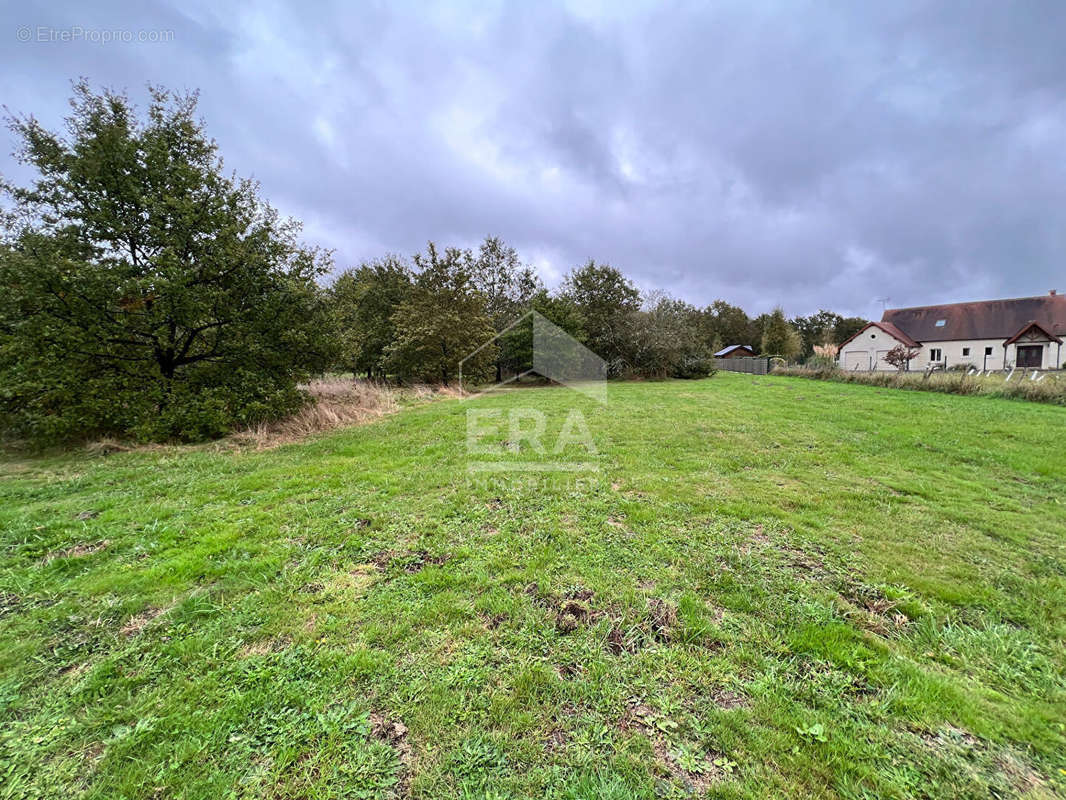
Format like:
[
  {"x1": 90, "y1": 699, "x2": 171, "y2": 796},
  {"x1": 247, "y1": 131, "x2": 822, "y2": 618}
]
[{"x1": 1016, "y1": 345, "x2": 1043, "y2": 368}]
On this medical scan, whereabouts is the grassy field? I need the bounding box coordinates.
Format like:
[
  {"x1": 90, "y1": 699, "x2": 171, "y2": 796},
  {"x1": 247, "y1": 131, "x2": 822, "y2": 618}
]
[{"x1": 1, "y1": 373, "x2": 1064, "y2": 799}]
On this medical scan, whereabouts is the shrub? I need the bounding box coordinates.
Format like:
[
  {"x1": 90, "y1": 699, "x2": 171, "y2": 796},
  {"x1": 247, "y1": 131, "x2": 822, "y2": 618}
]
[{"x1": 673, "y1": 354, "x2": 717, "y2": 379}]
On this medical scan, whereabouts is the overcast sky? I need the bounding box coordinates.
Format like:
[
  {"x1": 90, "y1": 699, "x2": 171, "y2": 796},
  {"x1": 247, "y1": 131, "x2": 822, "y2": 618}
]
[{"x1": 4, "y1": 1, "x2": 1065, "y2": 317}]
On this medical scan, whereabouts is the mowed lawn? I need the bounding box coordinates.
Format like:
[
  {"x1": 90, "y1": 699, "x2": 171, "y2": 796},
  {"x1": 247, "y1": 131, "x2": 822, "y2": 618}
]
[{"x1": 1, "y1": 374, "x2": 1064, "y2": 799}]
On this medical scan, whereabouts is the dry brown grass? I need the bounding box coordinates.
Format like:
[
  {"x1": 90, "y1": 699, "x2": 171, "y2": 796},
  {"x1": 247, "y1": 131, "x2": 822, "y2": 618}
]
[
  {"x1": 774, "y1": 365, "x2": 1066, "y2": 405},
  {"x1": 73, "y1": 378, "x2": 461, "y2": 454},
  {"x1": 228, "y1": 378, "x2": 468, "y2": 449},
  {"x1": 230, "y1": 378, "x2": 400, "y2": 449}
]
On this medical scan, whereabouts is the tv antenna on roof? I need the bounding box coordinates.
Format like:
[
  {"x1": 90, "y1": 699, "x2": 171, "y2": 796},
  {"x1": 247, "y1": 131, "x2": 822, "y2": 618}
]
[{"x1": 876, "y1": 297, "x2": 891, "y2": 310}]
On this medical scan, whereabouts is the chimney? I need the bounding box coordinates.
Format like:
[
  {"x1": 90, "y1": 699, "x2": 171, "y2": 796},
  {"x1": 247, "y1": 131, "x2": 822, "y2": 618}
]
[{"x1": 1051, "y1": 289, "x2": 1058, "y2": 296}]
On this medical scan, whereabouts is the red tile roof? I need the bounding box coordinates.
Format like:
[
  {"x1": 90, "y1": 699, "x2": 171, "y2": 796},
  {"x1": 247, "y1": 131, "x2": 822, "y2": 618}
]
[
  {"x1": 881, "y1": 293, "x2": 1066, "y2": 342},
  {"x1": 838, "y1": 321, "x2": 920, "y2": 350}
]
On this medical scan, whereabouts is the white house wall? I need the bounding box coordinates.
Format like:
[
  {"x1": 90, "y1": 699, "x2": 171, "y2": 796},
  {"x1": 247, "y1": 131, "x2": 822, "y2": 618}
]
[
  {"x1": 922, "y1": 339, "x2": 1003, "y2": 371},
  {"x1": 840, "y1": 333, "x2": 1065, "y2": 371},
  {"x1": 839, "y1": 326, "x2": 911, "y2": 371}
]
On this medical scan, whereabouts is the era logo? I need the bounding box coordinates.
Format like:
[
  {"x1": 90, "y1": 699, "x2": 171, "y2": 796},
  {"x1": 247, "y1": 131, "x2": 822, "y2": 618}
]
[{"x1": 466, "y1": 408, "x2": 597, "y2": 455}]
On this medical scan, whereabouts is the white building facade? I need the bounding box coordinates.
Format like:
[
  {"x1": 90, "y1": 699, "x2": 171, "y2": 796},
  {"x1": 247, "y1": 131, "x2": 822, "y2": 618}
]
[{"x1": 839, "y1": 292, "x2": 1066, "y2": 372}]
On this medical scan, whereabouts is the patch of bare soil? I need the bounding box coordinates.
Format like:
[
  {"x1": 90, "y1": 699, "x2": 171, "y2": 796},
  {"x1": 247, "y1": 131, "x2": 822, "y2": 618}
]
[
  {"x1": 606, "y1": 625, "x2": 636, "y2": 655},
  {"x1": 0, "y1": 591, "x2": 20, "y2": 618},
  {"x1": 838, "y1": 583, "x2": 909, "y2": 636},
  {"x1": 480, "y1": 611, "x2": 508, "y2": 630},
  {"x1": 42, "y1": 539, "x2": 109, "y2": 564},
  {"x1": 546, "y1": 726, "x2": 569, "y2": 753},
  {"x1": 709, "y1": 688, "x2": 749, "y2": 710},
  {"x1": 645, "y1": 598, "x2": 677, "y2": 642},
  {"x1": 60, "y1": 661, "x2": 91, "y2": 681},
  {"x1": 555, "y1": 598, "x2": 593, "y2": 633},
  {"x1": 79, "y1": 740, "x2": 106, "y2": 771},
  {"x1": 401, "y1": 550, "x2": 451, "y2": 573},
  {"x1": 606, "y1": 597, "x2": 682, "y2": 655},
  {"x1": 781, "y1": 543, "x2": 829, "y2": 578},
  {"x1": 368, "y1": 550, "x2": 395, "y2": 570},
  {"x1": 370, "y1": 713, "x2": 413, "y2": 797},
  {"x1": 524, "y1": 583, "x2": 604, "y2": 634},
  {"x1": 555, "y1": 662, "x2": 583, "y2": 680},
  {"x1": 120, "y1": 605, "x2": 171, "y2": 636},
  {"x1": 75, "y1": 510, "x2": 100, "y2": 520},
  {"x1": 353, "y1": 549, "x2": 449, "y2": 579},
  {"x1": 85, "y1": 438, "x2": 132, "y2": 456}
]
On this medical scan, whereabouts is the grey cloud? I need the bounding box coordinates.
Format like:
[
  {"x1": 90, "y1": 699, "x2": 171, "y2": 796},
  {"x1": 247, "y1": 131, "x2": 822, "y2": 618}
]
[{"x1": 4, "y1": 0, "x2": 1065, "y2": 319}]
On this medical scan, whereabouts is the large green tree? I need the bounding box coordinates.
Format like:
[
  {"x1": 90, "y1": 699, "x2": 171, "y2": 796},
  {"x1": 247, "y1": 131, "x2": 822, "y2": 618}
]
[
  {"x1": 560, "y1": 260, "x2": 640, "y2": 370},
  {"x1": 702, "y1": 300, "x2": 757, "y2": 351},
  {"x1": 331, "y1": 256, "x2": 412, "y2": 378},
  {"x1": 386, "y1": 243, "x2": 496, "y2": 384},
  {"x1": 791, "y1": 309, "x2": 844, "y2": 359},
  {"x1": 469, "y1": 236, "x2": 541, "y2": 381},
  {"x1": 833, "y1": 315, "x2": 868, "y2": 347},
  {"x1": 760, "y1": 307, "x2": 803, "y2": 359},
  {"x1": 627, "y1": 295, "x2": 714, "y2": 379},
  {"x1": 495, "y1": 290, "x2": 585, "y2": 378},
  {"x1": 0, "y1": 83, "x2": 335, "y2": 442}
]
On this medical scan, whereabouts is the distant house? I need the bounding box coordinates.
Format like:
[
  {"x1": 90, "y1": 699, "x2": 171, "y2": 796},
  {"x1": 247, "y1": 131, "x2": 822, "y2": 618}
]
[
  {"x1": 838, "y1": 291, "x2": 1066, "y2": 371},
  {"x1": 715, "y1": 345, "x2": 756, "y2": 358}
]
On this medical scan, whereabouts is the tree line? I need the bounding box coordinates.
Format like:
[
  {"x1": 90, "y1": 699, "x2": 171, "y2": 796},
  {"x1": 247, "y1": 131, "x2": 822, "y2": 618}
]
[
  {"x1": 0, "y1": 83, "x2": 865, "y2": 443},
  {"x1": 329, "y1": 242, "x2": 868, "y2": 385}
]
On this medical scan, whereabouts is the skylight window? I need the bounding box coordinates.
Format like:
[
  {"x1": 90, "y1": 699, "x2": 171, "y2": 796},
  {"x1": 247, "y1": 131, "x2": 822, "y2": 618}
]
[{"x1": 935, "y1": 319, "x2": 946, "y2": 327}]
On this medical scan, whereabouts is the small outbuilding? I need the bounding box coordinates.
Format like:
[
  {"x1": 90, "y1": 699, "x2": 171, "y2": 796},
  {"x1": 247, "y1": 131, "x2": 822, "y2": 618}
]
[{"x1": 714, "y1": 345, "x2": 756, "y2": 358}]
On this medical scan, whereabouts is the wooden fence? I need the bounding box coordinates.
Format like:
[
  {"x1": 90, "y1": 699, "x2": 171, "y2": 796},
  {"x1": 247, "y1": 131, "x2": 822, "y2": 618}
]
[{"x1": 715, "y1": 356, "x2": 771, "y2": 375}]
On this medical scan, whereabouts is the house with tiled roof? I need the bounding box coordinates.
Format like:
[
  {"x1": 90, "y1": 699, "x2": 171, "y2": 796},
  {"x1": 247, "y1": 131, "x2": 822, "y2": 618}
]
[{"x1": 838, "y1": 291, "x2": 1066, "y2": 371}]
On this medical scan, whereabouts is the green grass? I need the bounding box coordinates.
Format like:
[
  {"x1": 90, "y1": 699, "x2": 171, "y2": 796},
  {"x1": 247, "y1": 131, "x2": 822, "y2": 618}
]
[{"x1": 1, "y1": 373, "x2": 1064, "y2": 799}]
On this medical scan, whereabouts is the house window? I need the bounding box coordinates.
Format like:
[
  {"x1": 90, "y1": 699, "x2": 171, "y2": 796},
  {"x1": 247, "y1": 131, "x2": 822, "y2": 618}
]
[
  {"x1": 930, "y1": 348, "x2": 943, "y2": 361},
  {"x1": 984, "y1": 346, "x2": 993, "y2": 356},
  {"x1": 962, "y1": 347, "x2": 970, "y2": 357}
]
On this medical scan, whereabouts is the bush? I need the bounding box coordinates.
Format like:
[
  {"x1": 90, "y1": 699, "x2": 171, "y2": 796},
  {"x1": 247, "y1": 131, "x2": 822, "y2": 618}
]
[{"x1": 673, "y1": 354, "x2": 717, "y2": 379}]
